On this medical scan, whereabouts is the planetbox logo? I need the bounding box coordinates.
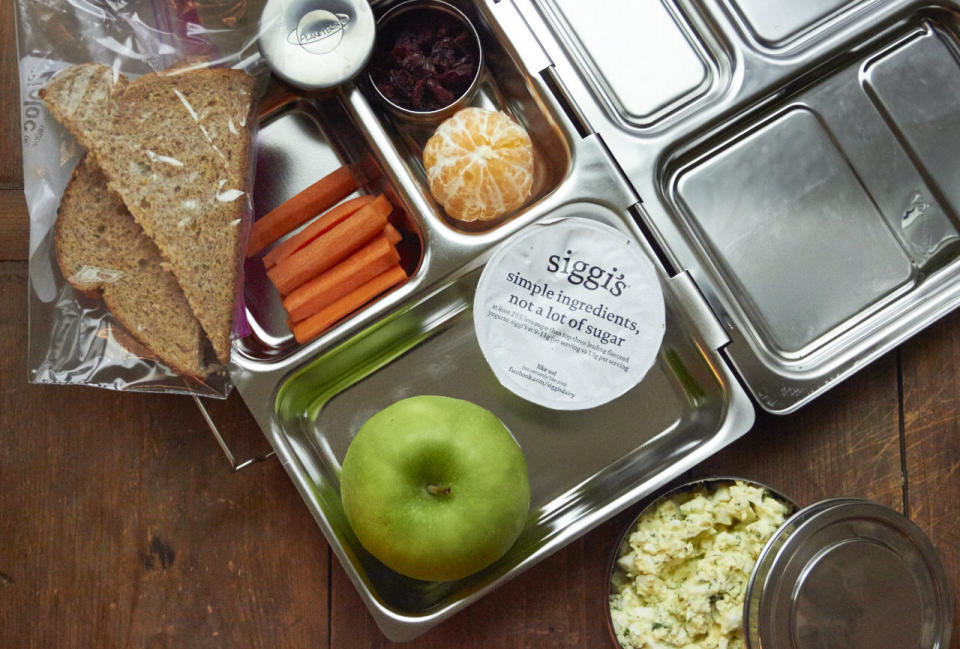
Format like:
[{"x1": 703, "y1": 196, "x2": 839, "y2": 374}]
[{"x1": 288, "y1": 10, "x2": 351, "y2": 55}]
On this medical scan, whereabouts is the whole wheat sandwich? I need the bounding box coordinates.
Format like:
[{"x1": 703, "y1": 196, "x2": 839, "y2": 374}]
[
  {"x1": 55, "y1": 157, "x2": 210, "y2": 378},
  {"x1": 41, "y1": 62, "x2": 257, "y2": 366}
]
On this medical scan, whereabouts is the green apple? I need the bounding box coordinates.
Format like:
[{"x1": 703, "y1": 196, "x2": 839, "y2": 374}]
[{"x1": 340, "y1": 395, "x2": 530, "y2": 582}]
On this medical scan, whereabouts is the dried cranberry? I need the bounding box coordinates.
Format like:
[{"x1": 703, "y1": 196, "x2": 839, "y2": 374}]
[
  {"x1": 410, "y1": 79, "x2": 426, "y2": 109},
  {"x1": 437, "y1": 62, "x2": 473, "y2": 87},
  {"x1": 426, "y1": 78, "x2": 455, "y2": 106},
  {"x1": 400, "y1": 51, "x2": 427, "y2": 74},
  {"x1": 430, "y1": 42, "x2": 457, "y2": 70}
]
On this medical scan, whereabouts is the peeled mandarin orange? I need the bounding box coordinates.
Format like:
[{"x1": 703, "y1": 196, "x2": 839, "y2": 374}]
[{"x1": 423, "y1": 107, "x2": 534, "y2": 222}]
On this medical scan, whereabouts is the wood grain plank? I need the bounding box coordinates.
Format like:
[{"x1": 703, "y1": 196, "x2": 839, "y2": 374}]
[
  {"x1": 0, "y1": 2, "x2": 23, "y2": 188},
  {"x1": 0, "y1": 262, "x2": 331, "y2": 649},
  {"x1": 0, "y1": 189, "x2": 29, "y2": 262},
  {"x1": 900, "y1": 309, "x2": 960, "y2": 647},
  {"x1": 696, "y1": 352, "x2": 903, "y2": 510}
]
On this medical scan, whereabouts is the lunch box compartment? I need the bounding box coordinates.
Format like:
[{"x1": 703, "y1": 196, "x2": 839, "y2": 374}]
[
  {"x1": 724, "y1": 0, "x2": 867, "y2": 49},
  {"x1": 663, "y1": 13, "x2": 960, "y2": 360},
  {"x1": 239, "y1": 94, "x2": 424, "y2": 362},
  {"x1": 270, "y1": 204, "x2": 751, "y2": 628},
  {"x1": 863, "y1": 21, "x2": 960, "y2": 229},
  {"x1": 532, "y1": 0, "x2": 727, "y2": 129},
  {"x1": 671, "y1": 107, "x2": 917, "y2": 357},
  {"x1": 360, "y1": 0, "x2": 573, "y2": 232}
]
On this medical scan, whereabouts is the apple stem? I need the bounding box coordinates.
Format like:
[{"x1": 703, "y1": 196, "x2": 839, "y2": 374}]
[{"x1": 426, "y1": 484, "x2": 451, "y2": 496}]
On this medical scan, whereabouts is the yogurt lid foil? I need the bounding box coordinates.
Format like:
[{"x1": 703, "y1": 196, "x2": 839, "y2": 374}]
[
  {"x1": 473, "y1": 217, "x2": 666, "y2": 411},
  {"x1": 746, "y1": 498, "x2": 954, "y2": 649},
  {"x1": 259, "y1": 0, "x2": 375, "y2": 90}
]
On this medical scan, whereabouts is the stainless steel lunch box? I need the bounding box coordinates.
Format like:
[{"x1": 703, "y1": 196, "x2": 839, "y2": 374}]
[{"x1": 231, "y1": 0, "x2": 960, "y2": 639}]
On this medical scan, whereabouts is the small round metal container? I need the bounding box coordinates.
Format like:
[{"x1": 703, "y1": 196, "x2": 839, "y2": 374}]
[
  {"x1": 367, "y1": 0, "x2": 483, "y2": 121},
  {"x1": 258, "y1": 0, "x2": 376, "y2": 91},
  {"x1": 606, "y1": 478, "x2": 954, "y2": 649}
]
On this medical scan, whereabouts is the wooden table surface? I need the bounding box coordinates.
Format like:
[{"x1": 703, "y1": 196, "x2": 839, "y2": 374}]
[{"x1": 1, "y1": 4, "x2": 958, "y2": 648}]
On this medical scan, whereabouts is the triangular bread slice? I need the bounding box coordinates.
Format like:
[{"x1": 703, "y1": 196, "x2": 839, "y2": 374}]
[
  {"x1": 41, "y1": 63, "x2": 256, "y2": 363},
  {"x1": 55, "y1": 157, "x2": 211, "y2": 378}
]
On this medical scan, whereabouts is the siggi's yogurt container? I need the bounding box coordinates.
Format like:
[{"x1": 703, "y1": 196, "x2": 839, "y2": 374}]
[{"x1": 473, "y1": 217, "x2": 666, "y2": 411}]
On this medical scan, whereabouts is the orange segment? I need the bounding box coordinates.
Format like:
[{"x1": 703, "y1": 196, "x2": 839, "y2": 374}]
[{"x1": 423, "y1": 107, "x2": 534, "y2": 222}]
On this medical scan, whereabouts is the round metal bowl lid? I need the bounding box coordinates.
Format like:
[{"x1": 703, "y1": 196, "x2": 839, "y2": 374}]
[
  {"x1": 259, "y1": 0, "x2": 375, "y2": 90},
  {"x1": 745, "y1": 498, "x2": 954, "y2": 649}
]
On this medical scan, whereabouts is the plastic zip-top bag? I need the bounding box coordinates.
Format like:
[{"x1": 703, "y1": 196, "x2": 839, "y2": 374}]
[{"x1": 16, "y1": 0, "x2": 271, "y2": 396}]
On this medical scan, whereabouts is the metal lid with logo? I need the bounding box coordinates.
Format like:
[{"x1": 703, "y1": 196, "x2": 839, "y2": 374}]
[
  {"x1": 259, "y1": 0, "x2": 375, "y2": 90},
  {"x1": 745, "y1": 498, "x2": 954, "y2": 649}
]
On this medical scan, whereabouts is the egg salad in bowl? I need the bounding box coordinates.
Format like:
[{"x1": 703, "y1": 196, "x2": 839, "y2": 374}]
[{"x1": 608, "y1": 480, "x2": 793, "y2": 649}]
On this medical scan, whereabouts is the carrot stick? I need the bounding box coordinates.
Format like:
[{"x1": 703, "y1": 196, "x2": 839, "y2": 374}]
[
  {"x1": 263, "y1": 195, "x2": 376, "y2": 269},
  {"x1": 291, "y1": 265, "x2": 408, "y2": 344},
  {"x1": 283, "y1": 233, "x2": 401, "y2": 323},
  {"x1": 267, "y1": 195, "x2": 393, "y2": 295},
  {"x1": 383, "y1": 223, "x2": 402, "y2": 246},
  {"x1": 248, "y1": 166, "x2": 357, "y2": 257}
]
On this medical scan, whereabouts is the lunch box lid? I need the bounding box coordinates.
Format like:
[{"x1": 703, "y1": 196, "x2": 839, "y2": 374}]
[
  {"x1": 744, "y1": 498, "x2": 954, "y2": 649},
  {"x1": 511, "y1": 0, "x2": 960, "y2": 415},
  {"x1": 258, "y1": 0, "x2": 375, "y2": 90}
]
